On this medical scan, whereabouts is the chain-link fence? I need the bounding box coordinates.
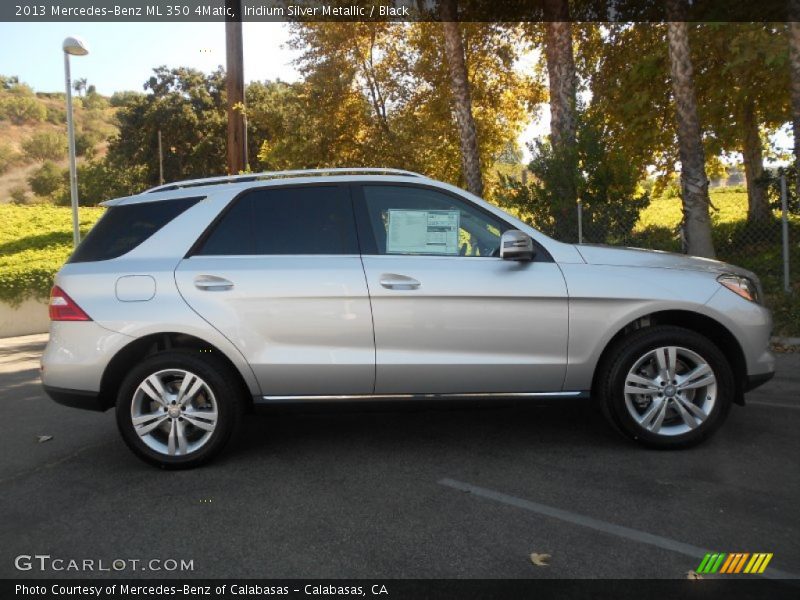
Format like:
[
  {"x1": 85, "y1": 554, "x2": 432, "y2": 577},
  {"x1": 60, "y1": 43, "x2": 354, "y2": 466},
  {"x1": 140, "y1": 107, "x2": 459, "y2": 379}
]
[{"x1": 573, "y1": 176, "x2": 798, "y2": 304}]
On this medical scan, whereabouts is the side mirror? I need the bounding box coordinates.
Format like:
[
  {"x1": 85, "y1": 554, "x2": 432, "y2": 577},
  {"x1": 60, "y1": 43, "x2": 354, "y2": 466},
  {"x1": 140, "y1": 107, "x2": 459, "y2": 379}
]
[{"x1": 500, "y1": 230, "x2": 534, "y2": 261}]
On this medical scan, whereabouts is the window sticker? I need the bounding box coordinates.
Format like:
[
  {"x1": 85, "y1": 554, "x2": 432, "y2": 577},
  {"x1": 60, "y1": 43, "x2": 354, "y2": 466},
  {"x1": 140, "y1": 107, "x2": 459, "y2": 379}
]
[{"x1": 386, "y1": 209, "x2": 460, "y2": 255}]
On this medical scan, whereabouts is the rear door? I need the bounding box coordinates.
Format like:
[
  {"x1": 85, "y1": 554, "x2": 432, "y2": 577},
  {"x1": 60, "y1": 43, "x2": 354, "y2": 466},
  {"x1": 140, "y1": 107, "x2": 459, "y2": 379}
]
[{"x1": 175, "y1": 184, "x2": 375, "y2": 396}]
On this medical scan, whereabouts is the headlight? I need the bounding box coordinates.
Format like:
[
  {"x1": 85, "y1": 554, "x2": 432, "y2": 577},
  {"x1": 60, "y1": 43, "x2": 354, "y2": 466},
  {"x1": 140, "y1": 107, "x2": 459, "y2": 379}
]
[{"x1": 717, "y1": 274, "x2": 760, "y2": 304}]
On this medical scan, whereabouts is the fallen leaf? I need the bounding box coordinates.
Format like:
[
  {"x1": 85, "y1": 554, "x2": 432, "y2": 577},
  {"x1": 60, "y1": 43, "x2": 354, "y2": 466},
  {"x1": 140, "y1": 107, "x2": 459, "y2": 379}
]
[
  {"x1": 530, "y1": 553, "x2": 550, "y2": 567},
  {"x1": 37, "y1": 435, "x2": 53, "y2": 443},
  {"x1": 687, "y1": 570, "x2": 703, "y2": 579}
]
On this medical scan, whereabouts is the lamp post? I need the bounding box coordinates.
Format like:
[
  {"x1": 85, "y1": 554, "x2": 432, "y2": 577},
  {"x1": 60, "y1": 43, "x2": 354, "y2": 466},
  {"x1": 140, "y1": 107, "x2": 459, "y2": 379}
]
[{"x1": 62, "y1": 36, "x2": 89, "y2": 248}]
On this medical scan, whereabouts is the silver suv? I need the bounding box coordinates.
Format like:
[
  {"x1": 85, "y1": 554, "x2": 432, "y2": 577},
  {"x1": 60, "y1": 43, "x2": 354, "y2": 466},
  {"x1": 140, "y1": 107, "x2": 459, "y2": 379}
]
[{"x1": 41, "y1": 169, "x2": 775, "y2": 468}]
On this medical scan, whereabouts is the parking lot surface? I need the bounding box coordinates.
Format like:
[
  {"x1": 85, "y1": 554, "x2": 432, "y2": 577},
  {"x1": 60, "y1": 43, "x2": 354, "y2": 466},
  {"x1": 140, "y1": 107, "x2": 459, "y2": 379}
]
[{"x1": 1, "y1": 334, "x2": 798, "y2": 579}]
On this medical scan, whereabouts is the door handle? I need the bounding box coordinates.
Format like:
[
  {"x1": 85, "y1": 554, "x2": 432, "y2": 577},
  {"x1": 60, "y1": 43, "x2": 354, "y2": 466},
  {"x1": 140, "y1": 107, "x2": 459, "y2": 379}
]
[
  {"x1": 194, "y1": 275, "x2": 234, "y2": 291},
  {"x1": 379, "y1": 274, "x2": 421, "y2": 290}
]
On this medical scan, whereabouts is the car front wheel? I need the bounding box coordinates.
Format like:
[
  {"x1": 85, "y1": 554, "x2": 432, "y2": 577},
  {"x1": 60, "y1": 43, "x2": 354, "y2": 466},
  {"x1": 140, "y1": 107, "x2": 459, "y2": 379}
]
[{"x1": 598, "y1": 326, "x2": 735, "y2": 449}]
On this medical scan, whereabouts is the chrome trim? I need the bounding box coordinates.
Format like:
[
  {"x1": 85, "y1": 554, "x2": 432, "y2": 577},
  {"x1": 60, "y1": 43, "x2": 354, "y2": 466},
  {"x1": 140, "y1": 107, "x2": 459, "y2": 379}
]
[{"x1": 257, "y1": 391, "x2": 588, "y2": 403}]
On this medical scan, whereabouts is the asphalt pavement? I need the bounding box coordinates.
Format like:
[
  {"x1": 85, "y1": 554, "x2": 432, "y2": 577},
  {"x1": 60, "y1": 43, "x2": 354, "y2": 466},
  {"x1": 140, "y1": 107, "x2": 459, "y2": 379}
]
[{"x1": 0, "y1": 334, "x2": 798, "y2": 580}]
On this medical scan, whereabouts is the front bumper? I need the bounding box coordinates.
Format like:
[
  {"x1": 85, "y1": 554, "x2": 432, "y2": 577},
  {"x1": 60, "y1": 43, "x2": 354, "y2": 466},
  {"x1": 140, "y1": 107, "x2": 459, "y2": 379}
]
[{"x1": 744, "y1": 371, "x2": 775, "y2": 392}]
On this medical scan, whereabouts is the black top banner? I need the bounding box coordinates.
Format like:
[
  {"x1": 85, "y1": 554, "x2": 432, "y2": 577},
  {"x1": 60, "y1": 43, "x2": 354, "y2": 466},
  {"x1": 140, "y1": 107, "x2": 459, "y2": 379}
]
[{"x1": 1, "y1": 0, "x2": 797, "y2": 23}]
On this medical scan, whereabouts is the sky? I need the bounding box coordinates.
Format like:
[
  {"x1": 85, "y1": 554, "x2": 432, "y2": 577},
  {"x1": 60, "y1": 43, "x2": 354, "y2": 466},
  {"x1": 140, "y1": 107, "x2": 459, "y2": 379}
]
[{"x1": 0, "y1": 22, "x2": 301, "y2": 94}]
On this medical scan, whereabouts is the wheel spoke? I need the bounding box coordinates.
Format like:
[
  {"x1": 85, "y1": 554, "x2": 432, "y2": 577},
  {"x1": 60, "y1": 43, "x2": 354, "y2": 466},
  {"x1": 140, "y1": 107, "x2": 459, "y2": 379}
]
[
  {"x1": 141, "y1": 375, "x2": 168, "y2": 406},
  {"x1": 167, "y1": 419, "x2": 188, "y2": 455},
  {"x1": 677, "y1": 396, "x2": 708, "y2": 423},
  {"x1": 133, "y1": 412, "x2": 169, "y2": 436},
  {"x1": 639, "y1": 397, "x2": 667, "y2": 432},
  {"x1": 677, "y1": 364, "x2": 715, "y2": 391},
  {"x1": 655, "y1": 346, "x2": 677, "y2": 380},
  {"x1": 183, "y1": 410, "x2": 218, "y2": 432},
  {"x1": 672, "y1": 397, "x2": 699, "y2": 429},
  {"x1": 625, "y1": 372, "x2": 661, "y2": 396},
  {"x1": 177, "y1": 374, "x2": 204, "y2": 407}
]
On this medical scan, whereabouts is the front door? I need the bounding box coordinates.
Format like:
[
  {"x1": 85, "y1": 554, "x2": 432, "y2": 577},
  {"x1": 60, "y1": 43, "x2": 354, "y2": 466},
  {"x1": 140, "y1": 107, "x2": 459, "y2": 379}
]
[{"x1": 353, "y1": 183, "x2": 569, "y2": 395}]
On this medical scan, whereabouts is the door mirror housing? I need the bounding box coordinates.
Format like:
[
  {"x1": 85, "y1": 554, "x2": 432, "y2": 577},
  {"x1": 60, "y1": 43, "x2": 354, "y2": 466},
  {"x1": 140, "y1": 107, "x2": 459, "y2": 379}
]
[{"x1": 500, "y1": 230, "x2": 534, "y2": 261}]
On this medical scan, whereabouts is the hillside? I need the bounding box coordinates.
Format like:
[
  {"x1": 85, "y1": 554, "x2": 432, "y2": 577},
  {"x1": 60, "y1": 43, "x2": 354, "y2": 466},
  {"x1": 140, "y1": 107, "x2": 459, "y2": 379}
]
[{"x1": 0, "y1": 78, "x2": 118, "y2": 204}]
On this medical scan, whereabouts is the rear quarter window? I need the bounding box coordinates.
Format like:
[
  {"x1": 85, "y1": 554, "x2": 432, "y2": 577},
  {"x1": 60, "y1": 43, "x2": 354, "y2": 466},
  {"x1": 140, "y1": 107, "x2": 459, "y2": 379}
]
[{"x1": 69, "y1": 197, "x2": 202, "y2": 263}]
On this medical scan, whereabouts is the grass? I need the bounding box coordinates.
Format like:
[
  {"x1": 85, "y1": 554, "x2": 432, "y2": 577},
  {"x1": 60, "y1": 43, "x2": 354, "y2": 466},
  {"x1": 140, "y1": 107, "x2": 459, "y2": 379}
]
[{"x1": 0, "y1": 204, "x2": 104, "y2": 305}]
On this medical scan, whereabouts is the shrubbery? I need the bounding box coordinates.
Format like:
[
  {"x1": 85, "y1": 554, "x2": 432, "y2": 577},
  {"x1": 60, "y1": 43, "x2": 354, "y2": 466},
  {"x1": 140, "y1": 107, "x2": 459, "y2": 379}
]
[
  {"x1": 0, "y1": 205, "x2": 105, "y2": 305},
  {"x1": 22, "y1": 131, "x2": 68, "y2": 162},
  {"x1": 28, "y1": 161, "x2": 65, "y2": 197},
  {"x1": 0, "y1": 93, "x2": 46, "y2": 124},
  {"x1": 0, "y1": 142, "x2": 18, "y2": 174}
]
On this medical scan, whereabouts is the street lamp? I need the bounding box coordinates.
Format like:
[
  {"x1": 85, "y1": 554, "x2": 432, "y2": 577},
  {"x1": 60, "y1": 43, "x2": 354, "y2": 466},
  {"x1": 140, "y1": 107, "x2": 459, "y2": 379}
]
[{"x1": 62, "y1": 36, "x2": 89, "y2": 248}]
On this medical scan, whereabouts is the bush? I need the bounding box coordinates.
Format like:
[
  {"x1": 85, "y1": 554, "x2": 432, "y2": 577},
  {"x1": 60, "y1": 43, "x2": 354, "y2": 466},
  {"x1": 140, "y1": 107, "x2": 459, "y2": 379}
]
[
  {"x1": 54, "y1": 159, "x2": 148, "y2": 206},
  {"x1": 0, "y1": 142, "x2": 18, "y2": 174},
  {"x1": 28, "y1": 161, "x2": 66, "y2": 197},
  {"x1": 75, "y1": 131, "x2": 101, "y2": 157},
  {"x1": 46, "y1": 104, "x2": 66, "y2": 124},
  {"x1": 0, "y1": 204, "x2": 105, "y2": 305},
  {"x1": 9, "y1": 186, "x2": 29, "y2": 205},
  {"x1": 110, "y1": 90, "x2": 144, "y2": 107},
  {"x1": 0, "y1": 93, "x2": 46, "y2": 124},
  {"x1": 22, "y1": 131, "x2": 68, "y2": 162},
  {"x1": 82, "y1": 90, "x2": 109, "y2": 111}
]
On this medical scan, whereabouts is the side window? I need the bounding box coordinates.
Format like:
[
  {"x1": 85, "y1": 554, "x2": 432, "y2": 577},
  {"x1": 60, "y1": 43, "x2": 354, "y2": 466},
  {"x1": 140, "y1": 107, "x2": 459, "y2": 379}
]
[
  {"x1": 196, "y1": 185, "x2": 358, "y2": 256},
  {"x1": 359, "y1": 185, "x2": 510, "y2": 257}
]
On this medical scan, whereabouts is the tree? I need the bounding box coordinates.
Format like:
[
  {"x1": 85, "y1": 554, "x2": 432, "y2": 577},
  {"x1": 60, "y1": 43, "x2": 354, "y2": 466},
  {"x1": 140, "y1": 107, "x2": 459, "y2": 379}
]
[
  {"x1": 285, "y1": 21, "x2": 537, "y2": 195},
  {"x1": 789, "y1": 0, "x2": 800, "y2": 200},
  {"x1": 440, "y1": 0, "x2": 483, "y2": 196},
  {"x1": 666, "y1": 1, "x2": 715, "y2": 257},
  {"x1": 73, "y1": 78, "x2": 87, "y2": 97},
  {"x1": 693, "y1": 23, "x2": 788, "y2": 223},
  {"x1": 541, "y1": 0, "x2": 579, "y2": 238},
  {"x1": 106, "y1": 66, "x2": 228, "y2": 185}
]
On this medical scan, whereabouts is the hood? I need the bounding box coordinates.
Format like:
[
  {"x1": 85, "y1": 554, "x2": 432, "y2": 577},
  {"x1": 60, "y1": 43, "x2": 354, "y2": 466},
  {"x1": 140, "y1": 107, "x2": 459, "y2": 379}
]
[{"x1": 575, "y1": 244, "x2": 756, "y2": 279}]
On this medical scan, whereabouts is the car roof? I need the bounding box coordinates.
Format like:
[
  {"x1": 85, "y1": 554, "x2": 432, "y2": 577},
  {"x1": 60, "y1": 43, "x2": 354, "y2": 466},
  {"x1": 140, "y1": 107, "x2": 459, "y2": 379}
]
[{"x1": 100, "y1": 168, "x2": 433, "y2": 207}]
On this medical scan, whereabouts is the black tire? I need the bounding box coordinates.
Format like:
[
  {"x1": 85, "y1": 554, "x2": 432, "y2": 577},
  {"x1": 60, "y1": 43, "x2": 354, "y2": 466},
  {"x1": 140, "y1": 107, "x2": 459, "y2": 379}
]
[
  {"x1": 116, "y1": 350, "x2": 244, "y2": 469},
  {"x1": 596, "y1": 325, "x2": 735, "y2": 449}
]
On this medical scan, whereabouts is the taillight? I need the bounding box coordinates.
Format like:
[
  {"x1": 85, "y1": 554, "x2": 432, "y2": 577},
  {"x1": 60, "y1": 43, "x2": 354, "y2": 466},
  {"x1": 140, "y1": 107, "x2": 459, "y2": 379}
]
[{"x1": 49, "y1": 286, "x2": 91, "y2": 321}]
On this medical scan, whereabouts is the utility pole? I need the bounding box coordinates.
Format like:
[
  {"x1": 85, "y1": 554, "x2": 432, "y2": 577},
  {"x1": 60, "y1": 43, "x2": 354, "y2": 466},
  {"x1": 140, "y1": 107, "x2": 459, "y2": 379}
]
[
  {"x1": 157, "y1": 129, "x2": 164, "y2": 185},
  {"x1": 225, "y1": 0, "x2": 246, "y2": 175}
]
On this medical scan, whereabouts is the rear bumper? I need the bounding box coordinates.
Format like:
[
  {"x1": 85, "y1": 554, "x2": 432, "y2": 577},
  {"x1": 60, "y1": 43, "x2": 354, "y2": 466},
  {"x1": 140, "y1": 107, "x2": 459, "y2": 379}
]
[{"x1": 43, "y1": 385, "x2": 107, "y2": 412}]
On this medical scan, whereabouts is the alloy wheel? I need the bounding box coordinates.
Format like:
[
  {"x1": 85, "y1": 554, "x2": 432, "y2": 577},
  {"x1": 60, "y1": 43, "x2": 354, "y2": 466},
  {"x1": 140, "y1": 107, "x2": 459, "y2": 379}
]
[
  {"x1": 130, "y1": 369, "x2": 218, "y2": 456},
  {"x1": 623, "y1": 346, "x2": 717, "y2": 437}
]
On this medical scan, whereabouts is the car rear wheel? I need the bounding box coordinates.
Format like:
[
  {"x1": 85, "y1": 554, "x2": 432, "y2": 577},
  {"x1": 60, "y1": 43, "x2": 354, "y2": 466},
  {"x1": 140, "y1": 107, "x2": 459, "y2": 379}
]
[
  {"x1": 116, "y1": 350, "x2": 243, "y2": 469},
  {"x1": 597, "y1": 326, "x2": 735, "y2": 448}
]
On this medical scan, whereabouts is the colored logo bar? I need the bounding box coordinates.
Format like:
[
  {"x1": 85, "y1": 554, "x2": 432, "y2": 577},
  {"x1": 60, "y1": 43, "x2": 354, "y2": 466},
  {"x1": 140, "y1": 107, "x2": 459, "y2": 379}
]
[{"x1": 696, "y1": 553, "x2": 773, "y2": 574}]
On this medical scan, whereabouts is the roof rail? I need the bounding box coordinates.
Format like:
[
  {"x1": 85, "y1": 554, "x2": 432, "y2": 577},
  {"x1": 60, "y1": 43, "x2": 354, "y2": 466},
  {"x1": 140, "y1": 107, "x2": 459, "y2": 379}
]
[{"x1": 145, "y1": 167, "x2": 426, "y2": 193}]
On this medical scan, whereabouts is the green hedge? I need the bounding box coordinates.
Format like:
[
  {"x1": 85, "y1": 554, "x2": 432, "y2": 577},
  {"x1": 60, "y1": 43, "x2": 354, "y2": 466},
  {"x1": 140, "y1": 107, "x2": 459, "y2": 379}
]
[{"x1": 0, "y1": 204, "x2": 104, "y2": 306}]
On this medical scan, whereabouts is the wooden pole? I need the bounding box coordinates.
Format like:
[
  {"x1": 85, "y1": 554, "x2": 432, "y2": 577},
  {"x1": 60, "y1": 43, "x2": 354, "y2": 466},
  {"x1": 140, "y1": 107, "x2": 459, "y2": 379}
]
[{"x1": 225, "y1": 0, "x2": 245, "y2": 175}]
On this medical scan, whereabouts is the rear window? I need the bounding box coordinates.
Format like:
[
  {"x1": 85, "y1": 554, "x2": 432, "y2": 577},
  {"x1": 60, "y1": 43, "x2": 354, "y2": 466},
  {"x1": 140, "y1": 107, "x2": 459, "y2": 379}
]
[{"x1": 69, "y1": 197, "x2": 202, "y2": 263}]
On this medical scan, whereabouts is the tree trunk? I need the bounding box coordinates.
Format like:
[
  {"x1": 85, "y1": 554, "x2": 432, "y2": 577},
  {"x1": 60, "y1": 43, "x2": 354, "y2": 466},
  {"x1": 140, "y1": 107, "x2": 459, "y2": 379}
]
[
  {"x1": 741, "y1": 99, "x2": 770, "y2": 223},
  {"x1": 440, "y1": 0, "x2": 484, "y2": 197},
  {"x1": 543, "y1": 0, "x2": 578, "y2": 241},
  {"x1": 788, "y1": 9, "x2": 800, "y2": 200},
  {"x1": 666, "y1": 6, "x2": 715, "y2": 258}
]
